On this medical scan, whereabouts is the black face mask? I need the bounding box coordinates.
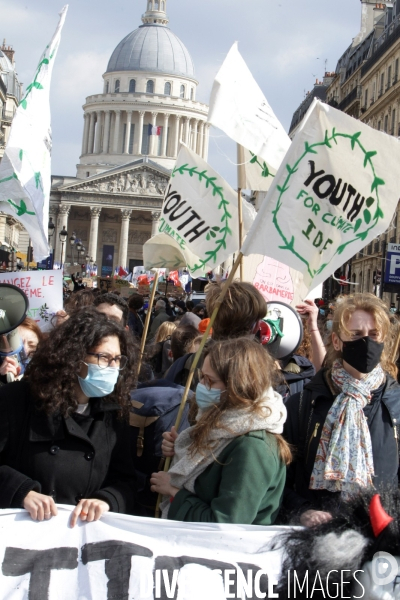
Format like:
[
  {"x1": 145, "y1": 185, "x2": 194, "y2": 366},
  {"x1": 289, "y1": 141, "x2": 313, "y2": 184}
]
[{"x1": 340, "y1": 336, "x2": 384, "y2": 374}]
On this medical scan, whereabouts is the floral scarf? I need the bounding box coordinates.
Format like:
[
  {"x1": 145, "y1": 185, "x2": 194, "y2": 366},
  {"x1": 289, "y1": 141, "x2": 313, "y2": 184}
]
[{"x1": 310, "y1": 360, "x2": 385, "y2": 499}]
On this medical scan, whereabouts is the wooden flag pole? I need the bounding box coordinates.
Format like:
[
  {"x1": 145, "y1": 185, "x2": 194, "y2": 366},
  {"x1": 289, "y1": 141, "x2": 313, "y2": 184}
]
[
  {"x1": 238, "y1": 187, "x2": 243, "y2": 282},
  {"x1": 155, "y1": 252, "x2": 243, "y2": 517},
  {"x1": 137, "y1": 269, "x2": 160, "y2": 374}
]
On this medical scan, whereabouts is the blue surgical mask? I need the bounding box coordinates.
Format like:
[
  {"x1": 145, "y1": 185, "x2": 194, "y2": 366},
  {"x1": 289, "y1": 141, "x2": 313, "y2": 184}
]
[
  {"x1": 78, "y1": 363, "x2": 119, "y2": 398},
  {"x1": 195, "y1": 382, "x2": 222, "y2": 410}
]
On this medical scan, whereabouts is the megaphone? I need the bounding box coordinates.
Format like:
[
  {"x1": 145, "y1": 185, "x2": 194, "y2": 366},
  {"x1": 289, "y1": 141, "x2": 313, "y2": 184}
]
[
  {"x1": 258, "y1": 301, "x2": 303, "y2": 360},
  {"x1": 0, "y1": 284, "x2": 29, "y2": 381}
]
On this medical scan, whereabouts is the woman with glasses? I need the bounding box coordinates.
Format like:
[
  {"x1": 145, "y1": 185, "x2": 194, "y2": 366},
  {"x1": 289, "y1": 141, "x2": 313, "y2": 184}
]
[
  {"x1": 0, "y1": 307, "x2": 137, "y2": 526},
  {"x1": 150, "y1": 337, "x2": 290, "y2": 524},
  {"x1": 283, "y1": 293, "x2": 400, "y2": 527}
]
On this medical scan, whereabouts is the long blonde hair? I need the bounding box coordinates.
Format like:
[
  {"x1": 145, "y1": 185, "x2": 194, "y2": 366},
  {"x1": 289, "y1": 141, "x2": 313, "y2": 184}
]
[
  {"x1": 155, "y1": 321, "x2": 176, "y2": 343},
  {"x1": 325, "y1": 293, "x2": 397, "y2": 378},
  {"x1": 189, "y1": 337, "x2": 292, "y2": 465}
]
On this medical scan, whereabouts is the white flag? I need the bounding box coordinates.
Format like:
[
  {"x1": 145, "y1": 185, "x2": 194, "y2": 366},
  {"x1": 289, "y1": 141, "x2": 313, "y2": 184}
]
[
  {"x1": 237, "y1": 144, "x2": 277, "y2": 192},
  {"x1": 145, "y1": 145, "x2": 255, "y2": 276},
  {"x1": 208, "y1": 42, "x2": 290, "y2": 186},
  {"x1": 0, "y1": 6, "x2": 68, "y2": 262},
  {"x1": 242, "y1": 99, "x2": 400, "y2": 291}
]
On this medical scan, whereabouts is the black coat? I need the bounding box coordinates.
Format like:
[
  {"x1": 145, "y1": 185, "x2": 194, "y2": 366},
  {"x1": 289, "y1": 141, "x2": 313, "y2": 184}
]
[
  {"x1": 0, "y1": 380, "x2": 135, "y2": 513},
  {"x1": 283, "y1": 368, "x2": 400, "y2": 518}
]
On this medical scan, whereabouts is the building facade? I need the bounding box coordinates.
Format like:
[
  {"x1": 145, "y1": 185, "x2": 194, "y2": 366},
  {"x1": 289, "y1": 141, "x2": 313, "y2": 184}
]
[
  {"x1": 49, "y1": 0, "x2": 209, "y2": 273},
  {"x1": 289, "y1": 0, "x2": 400, "y2": 304}
]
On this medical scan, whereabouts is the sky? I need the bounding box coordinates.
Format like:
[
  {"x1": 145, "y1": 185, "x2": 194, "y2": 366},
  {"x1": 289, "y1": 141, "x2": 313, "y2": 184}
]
[{"x1": 1, "y1": 0, "x2": 362, "y2": 186}]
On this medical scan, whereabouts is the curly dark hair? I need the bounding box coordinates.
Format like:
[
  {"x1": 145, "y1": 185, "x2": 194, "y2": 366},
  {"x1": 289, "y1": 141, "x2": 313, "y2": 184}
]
[
  {"x1": 93, "y1": 293, "x2": 129, "y2": 327},
  {"x1": 64, "y1": 288, "x2": 95, "y2": 314},
  {"x1": 25, "y1": 307, "x2": 138, "y2": 418}
]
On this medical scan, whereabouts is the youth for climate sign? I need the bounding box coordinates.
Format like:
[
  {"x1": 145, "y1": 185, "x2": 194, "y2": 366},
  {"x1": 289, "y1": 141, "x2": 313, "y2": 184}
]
[
  {"x1": 0, "y1": 270, "x2": 63, "y2": 331},
  {"x1": 242, "y1": 99, "x2": 400, "y2": 291}
]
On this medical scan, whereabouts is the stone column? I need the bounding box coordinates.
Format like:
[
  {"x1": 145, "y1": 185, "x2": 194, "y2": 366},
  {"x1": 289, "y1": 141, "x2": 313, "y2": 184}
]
[
  {"x1": 184, "y1": 117, "x2": 190, "y2": 145},
  {"x1": 137, "y1": 111, "x2": 145, "y2": 155},
  {"x1": 113, "y1": 110, "x2": 121, "y2": 154},
  {"x1": 162, "y1": 113, "x2": 170, "y2": 156},
  {"x1": 198, "y1": 121, "x2": 205, "y2": 156},
  {"x1": 192, "y1": 119, "x2": 199, "y2": 152},
  {"x1": 124, "y1": 111, "x2": 133, "y2": 154},
  {"x1": 81, "y1": 114, "x2": 90, "y2": 156},
  {"x1": 119, "y1": 209, "x2": 132, "y2": 268},
  {"x1": 88, "y1": 207, "x2": 102, "y2": 263},
  {"x1": 151, "y1": 211, "x2": 161, "y2": 236},
  {"x1": 203, "y1": 124, "x2": 210, "y2": 160},
  {"x1": 150, "y1": 112, "x2": 158, "y2": 155},
  {"x1": 55, "y1": 204, "x2": 70, "y2": 264},
  {"x1": 173, "y1": 115, "x2": 181, "y2": 157},
  {"x1": 94, "y1": 111, "x2": 103, "y2": 154},
  {"x1": 0, "y1": 213, "x2": 7, "y2": 246},
  {"x1": 102, "y1": 111, "x2": 111, "y2": 154},
  {"x1": 88, "y1": 112, "x2": 96, "y2": 154}
]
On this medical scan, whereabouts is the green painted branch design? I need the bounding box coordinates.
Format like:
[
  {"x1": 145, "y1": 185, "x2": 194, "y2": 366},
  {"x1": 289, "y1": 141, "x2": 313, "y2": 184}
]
[
  {"x1": 7, "y1": 199, "x2": 35, "y2": 217},
  {"x1": 272, "y1": 129, "x2": 385, "y2": 280},
  {"x1": 249, "y1": 152, "x2": 275, "y2": 179},
  {"x1": 20, "y1": 54, "x2": 50, "y2": 110},
  {"x1": 171, "y1": 163, "x2": 233, "y2": 273}
]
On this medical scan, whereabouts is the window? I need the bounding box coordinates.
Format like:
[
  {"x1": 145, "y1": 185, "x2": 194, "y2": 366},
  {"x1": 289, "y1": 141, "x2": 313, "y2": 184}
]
[
  {"x1": 129, "y1": 79, "x2": 136, "y2": 93},
  {"x1": 155, "y1": 0, "x2": 159, "y2": 8},
  {"x1": 114, "y1": 79, "x2": 120, "y2": 93},
  {"x1": 164, "y1": 82, "x2": 171, "y2": 95},
  {"x1": 378, "y1": 120, "x2": 381, "y2": 131},
  {"x1": 364, "y1": 88, "x2": 368, "y2": 108},
  {"x1": 148, "y1": 0, "x2": 152, "y2": 9},
  {"x1": 395, "y1": 58, "x2": 399, "y2": 83},
  {"x1": 391, "y1": 110, "x2": 396, "y2": 135},
  {"x1": 105, "y1": 81, "x2": 109, "y2": 94},
  {"x1": 190, "y1": 88, "x2": 194, "y2": 100},
  {"x1": 146, "y1": 80, "x2": 154, "y2": 94},
  {"x1": 384, "y1": 115, "x2": 389, "y2": 133},
  {"x1": 380, "y1": 73, "x2": 384, "y2": 95},
  {"x1": 388, "y1": 66, "x2": 392, "y2": 89},
  {"x1": 180, "y1": 85, "x2": 185, "y2": 99},
  {"x1": 161, "y1": 1, "x2": 165, "y2": 9},
  {"x1": 86, "y1": 172, "x2": 90, "y2": 177}
]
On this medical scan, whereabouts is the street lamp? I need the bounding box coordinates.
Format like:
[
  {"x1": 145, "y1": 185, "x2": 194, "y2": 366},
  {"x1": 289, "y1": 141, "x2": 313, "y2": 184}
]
[
  {"x1": 48, "y1": 217, "x2": 55, "y2": 243},
  {"x1": 69, "y1": 232, "x2": 76, "y2": 265},
  {"x1": 48, "y1": 217, "x2": 56, "y2": 270},
  {"x1": 59, "y1": 225, "x2": 68, "y2": 268}
]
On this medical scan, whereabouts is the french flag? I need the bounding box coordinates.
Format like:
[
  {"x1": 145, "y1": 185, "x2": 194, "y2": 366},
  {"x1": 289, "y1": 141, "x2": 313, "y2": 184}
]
[{"x1": 148, "y1": 124, "x2": 161, "y2": 136}]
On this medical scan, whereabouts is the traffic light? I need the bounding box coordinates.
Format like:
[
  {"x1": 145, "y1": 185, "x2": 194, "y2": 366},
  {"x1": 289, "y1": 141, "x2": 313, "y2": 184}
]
[{"x1": 27, "y1": 245, "x2": 33, "y2": 263}]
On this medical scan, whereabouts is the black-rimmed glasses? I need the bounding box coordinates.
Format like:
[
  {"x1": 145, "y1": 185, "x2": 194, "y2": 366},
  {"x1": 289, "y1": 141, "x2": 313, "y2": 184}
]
[{"x1": 86, "y1": 352, "x2": 128, "y2": 371}]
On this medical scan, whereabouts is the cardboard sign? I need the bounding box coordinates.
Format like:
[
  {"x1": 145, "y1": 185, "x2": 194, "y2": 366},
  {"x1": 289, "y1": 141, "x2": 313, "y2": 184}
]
[{"x1": 0, "y1": 270, "x2": 63, "y2": 331}]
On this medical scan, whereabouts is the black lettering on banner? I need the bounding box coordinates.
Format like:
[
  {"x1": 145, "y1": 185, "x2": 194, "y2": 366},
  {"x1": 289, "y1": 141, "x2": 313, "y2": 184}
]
[
  {"x1": 312, "y1": 175, "x2": 336, "y2": 199},
  {"x1": 163, "y1": 190, "x2": 182, "y2": 214},
  {"x1": 168, "y1": 201, "x2": 191, "y2": 222},
  {"x1": 81, "y1": 540, "x2": 153, "y2": 600},
  {"x1": 2, "y1": 547, "x2": 78, "y2": 600},
  {"x1": 329, "y1": 179, "x2": 348, "y2": 206},
  {"x1": 342, "y1": 185, "x2": 357, "y2": 212},
  {"x1": 347, "y1": 194, "x2": 366, "y2": 222},
  {"x1": 176, "y1": 210, "x2": 200, "y2": 231},
  {"x1": 184, "y1": 220, "x2": 210, "y2": 242},
  {"x1": 303, "y1": 161, "x2": 325, "y2": 187},
  {"x1": 154, "y1": 556, "x2": 270, "y2": 600}
]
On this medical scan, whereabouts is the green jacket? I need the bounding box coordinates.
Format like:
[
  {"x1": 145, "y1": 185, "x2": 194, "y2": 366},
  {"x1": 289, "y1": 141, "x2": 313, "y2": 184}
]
[{"x1": 168, "y1": 430, "x2": 286, "y2": 524}]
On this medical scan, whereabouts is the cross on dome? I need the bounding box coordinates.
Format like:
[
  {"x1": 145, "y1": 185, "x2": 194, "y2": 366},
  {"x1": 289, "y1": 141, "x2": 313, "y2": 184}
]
[{"x1": 142, "y1": 0, "x2": 169, "y2": 26}]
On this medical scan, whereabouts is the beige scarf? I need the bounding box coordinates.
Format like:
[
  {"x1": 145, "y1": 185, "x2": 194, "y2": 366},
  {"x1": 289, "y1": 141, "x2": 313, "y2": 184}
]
[{"x1": 161, "y1": 387, "x2": 287, "y2": 518}]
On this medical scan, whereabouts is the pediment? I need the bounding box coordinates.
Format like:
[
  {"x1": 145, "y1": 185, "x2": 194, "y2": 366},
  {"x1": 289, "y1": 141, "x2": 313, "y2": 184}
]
[{"x1": 59, "y1": 162, "x2": 170, "y2": 197}]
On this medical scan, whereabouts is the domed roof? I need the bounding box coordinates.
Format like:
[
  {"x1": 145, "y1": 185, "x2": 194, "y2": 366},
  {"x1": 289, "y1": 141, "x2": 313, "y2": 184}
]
[{"x1": 106, "y1": 24, "x2": 195, "y2": 79}]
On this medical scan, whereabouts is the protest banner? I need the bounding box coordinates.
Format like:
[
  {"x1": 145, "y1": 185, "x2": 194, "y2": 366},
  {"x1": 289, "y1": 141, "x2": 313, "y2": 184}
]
[
  {"x1": 208, "y1": 43, "x2": 290, "y2": 192},
  {"x1": 0, "y1": 270, "x2": 63, "y2": 331},
  {"x1": 0, "y1": 6, "x2": 68, "y2": 262},
  {"x1": 145, "y1": 145, "x2": 255, "y2": 276},
  {"x1": 242, "y1": 99, "x2": 400, "y2": 292},
  {"x1": 243, "y1": 255, "x2": 323, "y2": 306},
  {"x1": 0, "y1": 507, "x2": 285, "y2": 600}
]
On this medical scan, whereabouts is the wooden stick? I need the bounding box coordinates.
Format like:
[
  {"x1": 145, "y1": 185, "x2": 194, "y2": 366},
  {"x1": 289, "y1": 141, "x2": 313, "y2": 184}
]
[
  {"x1": 154, "y1": 252, "x2": 243, "y2": 517},
  {"x1": 238, "y1": 187, "x2": 243, "y2": 282},
  {"x1": 137, "y1": 270, "x2": 160, "y2": 374}
]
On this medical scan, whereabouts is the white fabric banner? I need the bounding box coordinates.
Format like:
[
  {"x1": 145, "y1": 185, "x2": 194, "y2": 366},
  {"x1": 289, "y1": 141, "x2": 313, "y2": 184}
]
[
  {"x1": 0, "y1": 270, "x2": 63, "y2": 331},
  {"x1": 0, "y1": 507, "x2": 286, "y2": 600},
  {"x1": 237, "y1": 146, "x2": 277, "y2": 193},
  {"x1": 0, "y1": 6, "x2": 68, "y2": 262},
  {"x1": 242, "y1": 99, "x2": 400, "y2": 291},
  {"x1": 144, "y1": 145, "x2": 255, "y2": 276},
  {"x1": 208, "y1": 43, "x2": 290, "y2": 190}
]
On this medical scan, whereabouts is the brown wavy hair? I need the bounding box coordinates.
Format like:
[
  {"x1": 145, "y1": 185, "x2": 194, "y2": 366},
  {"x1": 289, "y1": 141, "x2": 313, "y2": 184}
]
[
  {"x1": 189, "y1": 337, "x2": 291, "y2": 465},
  {"x1": 324, "y1": 292, "x2": 397, "y2": 378},
  {"x1": 25, "y1": 307, "x2": 138, "y2": 418},
  {"x1": 206, "y1": 281, "x2": 267, "y2": 340}
]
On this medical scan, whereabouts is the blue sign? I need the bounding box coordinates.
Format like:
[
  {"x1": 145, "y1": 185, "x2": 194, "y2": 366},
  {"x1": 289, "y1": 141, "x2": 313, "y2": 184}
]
[
  {"x1": 37, "y1": 250, "x2": 54, "y2": 270},
  {"x1": 384, "y1": 243, "x2": 400, "y2": 285}
]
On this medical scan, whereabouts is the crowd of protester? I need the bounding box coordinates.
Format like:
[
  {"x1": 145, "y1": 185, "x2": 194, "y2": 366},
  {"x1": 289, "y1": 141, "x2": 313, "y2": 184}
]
[{"x1": 0, "y1": 276, "x2": 400, "y2": 535}]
